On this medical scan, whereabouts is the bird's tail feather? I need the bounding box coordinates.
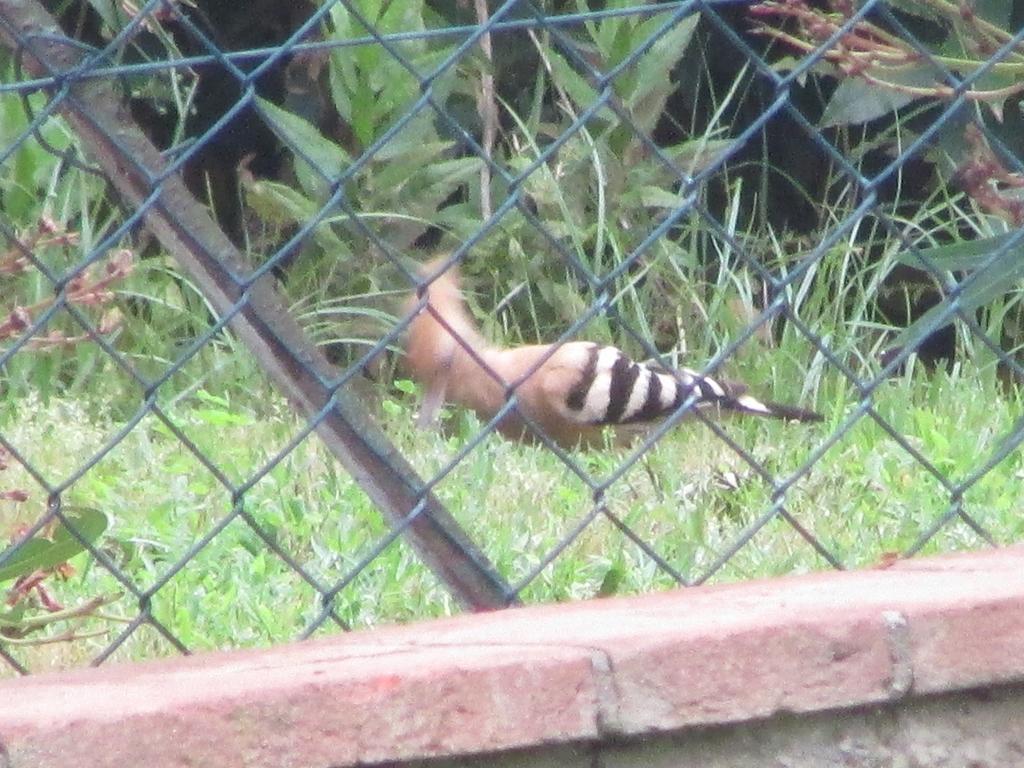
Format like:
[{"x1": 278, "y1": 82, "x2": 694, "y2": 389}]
[{"x1": 730, "y1": 394, "x2": 823, "y2": 422}]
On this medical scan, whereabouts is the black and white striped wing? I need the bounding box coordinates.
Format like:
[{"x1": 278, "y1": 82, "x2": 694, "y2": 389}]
[{"x1": 553, "y1": 344, "x2": 741, "y2": 427}]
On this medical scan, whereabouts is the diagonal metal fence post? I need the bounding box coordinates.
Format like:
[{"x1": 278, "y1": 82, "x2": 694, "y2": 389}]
[{"x1": 0, "y1": 0, "x2": 514, "y2": 612}]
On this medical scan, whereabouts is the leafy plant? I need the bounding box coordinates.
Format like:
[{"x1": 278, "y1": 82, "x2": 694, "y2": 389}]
[
  {"x1": 889, "y1": 122, "x2": 1024, "y2": 357},
  {"x1": 751, "y1": 0, "x2": 1024, "y2": 361},
  {"x1": 239, "y1": 2, "x2": 753, "y2": 363},
  {"x1": 1, "y1": 507, "x2": 117, "y2": 645},
  {"x1": 248, "y1": 0, "x2": 481, "y2": 257},
  {"x1": 751, "y1": 0, "x2": 1024, "y2": 126}
]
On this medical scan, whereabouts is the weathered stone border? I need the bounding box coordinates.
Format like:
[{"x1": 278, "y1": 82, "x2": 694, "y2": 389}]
[{"x1": 2, "y1": 545, "x2": 1023, "y2": 767}]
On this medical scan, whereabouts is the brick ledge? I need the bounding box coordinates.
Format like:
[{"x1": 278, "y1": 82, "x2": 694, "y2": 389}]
[{"x1": 2, "y1": 545, "x2": 1023, "y2": 767}]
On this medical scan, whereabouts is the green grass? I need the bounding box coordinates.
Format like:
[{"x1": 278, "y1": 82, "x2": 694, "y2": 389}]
[
  {"x1": 4, "y1": 137, "x2": 1021, "y2": 673},
  {"x1": 2, "y1": 346, "x2": 1021, "y2": 674}
]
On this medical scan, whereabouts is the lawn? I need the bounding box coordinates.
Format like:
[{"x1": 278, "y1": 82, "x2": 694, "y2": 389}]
[{"x1": 2, "y1": 344, "x2": 1021, "y2": 674}]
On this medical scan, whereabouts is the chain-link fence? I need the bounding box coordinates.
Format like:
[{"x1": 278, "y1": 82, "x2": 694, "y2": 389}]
[{"x1": 1, "y1": 0, "x2": 1022, "y2": 675}]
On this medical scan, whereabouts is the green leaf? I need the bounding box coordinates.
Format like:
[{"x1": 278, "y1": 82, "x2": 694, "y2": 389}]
[
  {"x1": 0, "y1": 507, "x2": 110, "y2": 583},
  {"x1": 394, "y1": 378, "x2": 417, "y2": 394},
  {"x1": 970, "y1": 0, "x2": 1013, "y2": 28},
  {"x1": 242, "y1": 177, "x2": 318, "y2": 225},
  {"x1": 84, "y1": 0, "x2": 128, "y2": 33},
  {"x1": 820, "y1": 64, "x2": 939, "y2": 127},
  {"x1": 420, "y1": 156, "x2": 483, "y2": 191},
  {"x1": 892, "y1": 233, "x2": 1024, "y2": 347},
  {"x1": 328, "y1": 50, "x2": 355, "y2": 120},
  {"x1": 194, "y1": 389, "x2": 229, "y2": 408},
  {"x1": 595, "y1": 563, "x2": 625, "y2": 598},
  {"x1": 589, "y1": 0, "x2": 625, "y2": 56},
  {"x1": 256, "y1": 97, "x2": 351, "y2": 188},
  {"x1": 193, "y1": 408, "x2": 254, "y2": 427},
  {"x1": 627, "y1": 14, "x2": 699, "y2": 133},
  {"x1": 959, "y1": 67, "x2": 1018, "y2": 122},
  {"x1": 240, "y1": 176, "x2": 349, "y2": 257},
  {"x1": 640, "y1": 187, "x2": 688, "y2": 209},
  {"x1": 547, "y1": 48, "x2": 613, "y2": 122},
  {"x1": 663, "y1": 138, "x2": 733, "y2": 175},
  {"x1": 895, "y1": 232, "x2": 1023, "y2": 272},
  {"x1": 874, "y1": 0, "x2": 945, "y2": 24},
  {"x1": 0, "y1": 602, "x2": 27, "y2": 630}
]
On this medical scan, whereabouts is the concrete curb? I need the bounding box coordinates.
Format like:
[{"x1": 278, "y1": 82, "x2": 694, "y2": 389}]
[{"x1": 2, "y1": 545, "x2": 1023, "y2": 767}]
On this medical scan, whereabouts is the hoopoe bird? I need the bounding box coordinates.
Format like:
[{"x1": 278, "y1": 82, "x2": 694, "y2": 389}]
[{"x1": 401, "y1": 257, "x2": 821, "y2": 449}]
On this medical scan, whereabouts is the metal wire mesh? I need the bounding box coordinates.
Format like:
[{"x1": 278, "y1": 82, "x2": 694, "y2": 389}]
[{"x1": 1, "y1": 0, "x2": 1022, "y2": 674}]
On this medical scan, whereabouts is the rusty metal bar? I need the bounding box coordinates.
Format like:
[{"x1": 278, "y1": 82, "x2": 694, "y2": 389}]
[{"x1": 0, "y1": 0, "x2": 513, "y2": 611}]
